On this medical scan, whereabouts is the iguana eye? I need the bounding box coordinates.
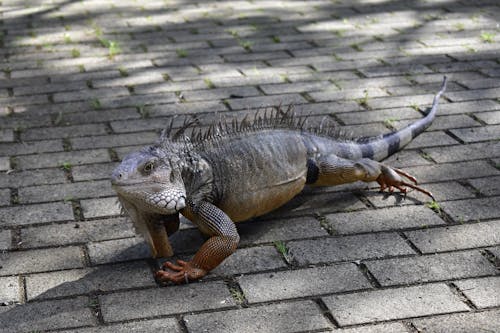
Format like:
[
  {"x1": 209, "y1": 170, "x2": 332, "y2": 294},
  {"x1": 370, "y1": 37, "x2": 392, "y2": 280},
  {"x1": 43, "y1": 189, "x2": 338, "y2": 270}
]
[{"x1": 143, "y1": 161, "x2": 155, "y2": 173}]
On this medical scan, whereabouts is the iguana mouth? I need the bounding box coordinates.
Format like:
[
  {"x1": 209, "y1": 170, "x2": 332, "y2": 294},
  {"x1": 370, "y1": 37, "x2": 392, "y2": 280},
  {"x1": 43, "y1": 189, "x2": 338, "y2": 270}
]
[{"x1": 113, "y1": 183, "x2": 186, "y2": 214}]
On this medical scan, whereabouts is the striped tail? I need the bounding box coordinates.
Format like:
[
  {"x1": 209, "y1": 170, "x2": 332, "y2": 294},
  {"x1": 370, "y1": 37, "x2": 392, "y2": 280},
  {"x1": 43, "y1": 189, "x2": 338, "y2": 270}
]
[{"x1": 360, "y1": 76, "x2": 448, "y2": 161}]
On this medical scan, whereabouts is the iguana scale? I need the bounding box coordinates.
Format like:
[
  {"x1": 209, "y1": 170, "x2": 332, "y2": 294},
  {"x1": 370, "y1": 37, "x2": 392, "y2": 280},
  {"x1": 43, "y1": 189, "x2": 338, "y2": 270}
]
[{"x1": 111, "y1": 77, "x2": 447, "y2": 284}]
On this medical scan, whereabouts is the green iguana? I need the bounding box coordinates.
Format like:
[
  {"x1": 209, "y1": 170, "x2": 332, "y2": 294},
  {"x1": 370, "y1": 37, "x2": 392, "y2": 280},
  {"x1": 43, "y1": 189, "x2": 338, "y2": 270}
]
[{"x1": 111, "y1": 76, "x2": 447, "y2": 284}]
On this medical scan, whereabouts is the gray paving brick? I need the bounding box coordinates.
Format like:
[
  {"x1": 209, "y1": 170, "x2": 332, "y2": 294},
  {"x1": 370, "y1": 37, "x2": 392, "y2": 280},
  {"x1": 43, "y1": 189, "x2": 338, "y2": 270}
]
[
  {"x1": 454, "y1": 276, "x2": 500, "y2": 308},
  {"x1": 366, "y1": 250, "x2": 497, "y2": 286},
  {"x1": 446, "y1": 87, "x2": 500, "y2": 102},
  {"x1": 58, "y1": 318, "x2": 182, "y2": 333},
  {"x1": 21, "y1": 123, "x2": 108, "y2": 141},
  {"x1": 184, "y1": 300, "x2": 331, "y2": 333},
  {"x1": 0, "y1": 157, "x2": 9, "y2": 172},
  {"x1": 0, "y1": 168, "x2": 67, "y2": 188},
  {"x1": 100, "y1": 281, "x2": 234, "y2": 322},
  {"x1": 238, "y1": 263, "x2": 370, "y2": 303},
  {"x1": 0, "y1": 276, "x2": 20, "y2": 305},
  {"x1": 52, "y1": 86, "x2": 130, "y2": 103},
  {"x1": 411, "y1": 309, "x2": 500, "y2": 333},
  {"x1": 26, "y1": 261, "x2": 155, "y2": 301},
  {"x1": 405, "y1": 220, "x2": 500, "y2": 253},
  {"x1": 0, "y1": 296, "x2": 95, "y2": 332},
  {"x1": 436, "y1": 100, "x2": 500, "y2": 116},
  {"x1": 450, "y1": 125, "x2": 500, "y2": 143},
  {"x1": 0, "y1": 129, "x2": 14, "y2": 143},
  {"x1": 338, "y1": 323, "x2": 410, "y2": 333},
  {"x1": 237, "y1": 216, "x2": 328, "y2": 246},
  {"x1": 15, "y1": 149, "x2": 111, "y2": 170},
  {"x1": 72, "y1": 162, "x2": 118, "y2": 181},
  {"x1": 71, "y1": 132, "x2": 158, "y2": 150},
  {"x1": 0, "y1": 246, "x2": 83, "y2": 276},
  {"x1": 260, "y1": 81, "x2": 338, "y2": 95},
  {"x1": 475, "y1": 110, "x2": 500, "y2": 124},
  {"x1": 401, "y1": 160, "x2": 499, "y2": 183},
  {"x1": 442, "y1": 197, "x2": 500, "y2": 222},
  {"x1": 227, "y1": 93, "x2": 307, "y2": 110},
  {"x1": 325, "y1": 205, "x2": 444, "y2": 234},
  {"x1": 423, "y1": 141, "x2": 500, "y2": 163},
  {"x1": 323, "y1": 283, "x2": 469, "y2": 326},
  {"x1": 19, "y1": 180, "x2": 114, "y2": 204},
  {"x1": 0, "y1": 230, "x2": 10, "y2": 250},
  {"x1": 0, "y1": 201, "x2": 74, "y2": 227},
  {"x1": 309, "y1": 87, "x2": 389, "y2": 103},
  {"x1": 366, "y1": 93, "x2": 442, "y2": 110},
  {"x1": 81, "y1": 197, "x2": 122, "y2": 219},
  {"x1": 0, "y1": 139, "x2": 63, "y2": 156},
  {"x1": 87, "y1": 237, "x2": 150, "y2": 265},
  {"x1": 212, "y1": 245, "x2": 287, "y2": 276},
  {"x1": 0, "y1": 189, "x2": 9, "y2": 206},
  {"x1": 338, "y1": 107, "x2": 420, "y2": 125},
  {"x1": 21, "y1": 217, "x2": 135, "y2": 248},
  {"x1": 288, "y1": 233, "x2": 415, "y2": 266},
  {"x1": 468, "y1": 176, "x2": 500, "y2": 196}
]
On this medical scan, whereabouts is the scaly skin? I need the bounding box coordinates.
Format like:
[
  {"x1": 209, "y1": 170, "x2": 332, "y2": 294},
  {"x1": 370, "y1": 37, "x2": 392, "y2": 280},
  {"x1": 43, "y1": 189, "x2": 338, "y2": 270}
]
[{"x1": 111, "y1": 77, "x2": 447, "y2": 284}]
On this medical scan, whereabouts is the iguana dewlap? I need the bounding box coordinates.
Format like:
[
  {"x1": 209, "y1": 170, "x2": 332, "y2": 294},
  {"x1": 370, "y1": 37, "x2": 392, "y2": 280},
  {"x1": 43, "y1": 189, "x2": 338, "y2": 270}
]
[{"x1": 111, "y1": 77, "x2": 447, "y2": 284}]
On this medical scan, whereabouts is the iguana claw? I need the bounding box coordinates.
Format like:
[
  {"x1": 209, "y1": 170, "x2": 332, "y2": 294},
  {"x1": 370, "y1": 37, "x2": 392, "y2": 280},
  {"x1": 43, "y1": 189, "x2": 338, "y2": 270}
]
[
  {"x1": 155, "y1": 260, "x2": 207, "y2": 284},
  {"x1": 376, "y1": 166, "x2": 435, "y2": 201}
]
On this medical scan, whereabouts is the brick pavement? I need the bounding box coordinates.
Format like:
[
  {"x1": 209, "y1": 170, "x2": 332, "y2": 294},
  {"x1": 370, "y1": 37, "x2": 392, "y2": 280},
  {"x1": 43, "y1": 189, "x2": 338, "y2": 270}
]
[{"x1": 0, "y1": 0, "x2": 499, "y2": 332}]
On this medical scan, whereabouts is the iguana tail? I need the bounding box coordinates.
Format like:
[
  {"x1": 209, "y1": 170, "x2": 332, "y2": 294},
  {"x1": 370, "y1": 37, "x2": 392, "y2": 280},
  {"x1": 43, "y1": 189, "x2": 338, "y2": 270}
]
[{"x1": 357, "y1": 76, "x2": 447, "y2": 161}]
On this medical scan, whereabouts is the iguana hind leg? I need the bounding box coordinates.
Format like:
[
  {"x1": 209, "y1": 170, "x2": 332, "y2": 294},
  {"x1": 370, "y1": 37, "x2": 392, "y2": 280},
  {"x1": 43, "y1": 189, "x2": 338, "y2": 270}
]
[
  {"x1": 155, "y1": 200, "x2": 239, "y2": 284},
  {"x1": 309, "y1": 155, "x2": 434, "y2": 200}
]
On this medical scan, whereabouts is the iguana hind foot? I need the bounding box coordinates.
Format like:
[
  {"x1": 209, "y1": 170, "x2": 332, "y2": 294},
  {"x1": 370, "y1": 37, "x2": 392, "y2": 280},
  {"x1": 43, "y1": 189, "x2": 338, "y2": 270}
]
[{"x1": 377, "y1": 165, "x2": 435, "y2": 200}]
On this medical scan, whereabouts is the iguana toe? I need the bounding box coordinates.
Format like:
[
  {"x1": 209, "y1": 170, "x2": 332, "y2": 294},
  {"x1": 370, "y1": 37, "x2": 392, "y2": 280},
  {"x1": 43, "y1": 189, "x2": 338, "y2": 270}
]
[{"x1": 156, "y1": 260, "x2": 207, "y2": 284}]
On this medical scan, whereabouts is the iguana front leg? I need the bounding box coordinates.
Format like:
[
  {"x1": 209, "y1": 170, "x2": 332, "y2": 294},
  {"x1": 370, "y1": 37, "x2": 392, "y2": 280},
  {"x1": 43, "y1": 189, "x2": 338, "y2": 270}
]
[
  {"x1": 310, "y1": 155, "x2": 435, "y2": 200},
  {"x1": 155, "y1": 200, "x2": 239, "y2": 284}
]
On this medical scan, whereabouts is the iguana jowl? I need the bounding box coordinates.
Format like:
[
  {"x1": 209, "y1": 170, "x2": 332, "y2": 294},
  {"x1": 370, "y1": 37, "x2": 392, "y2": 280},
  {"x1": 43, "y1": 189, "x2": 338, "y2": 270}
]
[{"x1": 111, "y1": 77, "x2": 447, "y2": 284}]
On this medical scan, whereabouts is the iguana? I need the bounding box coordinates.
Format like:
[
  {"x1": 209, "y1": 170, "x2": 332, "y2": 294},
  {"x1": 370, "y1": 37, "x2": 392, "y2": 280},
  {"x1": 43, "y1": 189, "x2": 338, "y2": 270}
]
[{"x1": 111, "y1": 76, "x2": 447, "y2": 284}]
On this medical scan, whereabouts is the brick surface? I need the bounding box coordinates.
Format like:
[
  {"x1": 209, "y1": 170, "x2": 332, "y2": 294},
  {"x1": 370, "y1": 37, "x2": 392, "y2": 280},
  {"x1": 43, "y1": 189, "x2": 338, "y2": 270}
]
[
  {"x1": 441, "y1": 197, "x2": 500, "y2": 222},
  {"x1": 0, "y1": 246, "x2": 83, "y2": 276},
  {"x1": 411, "y1": 309, "x2": 500, "y2": 333},
  {"x1": 0, "y1": 276, "x2": 20, "y2": 305},
  {"x1": 338, "y1": 323, "x2": 411, "y2": 333},
  {"x1": 20, "y1": 217, "x2": 134, "y2": 248},
  {"x1": 0, "y1": 230, "x2": 10, "y2": 250},
  {"x1": 323, "y1": 284, "x2": 469, "y2": 326},
  {"x1": 238, "y1": 263, "x2": 370, "y2": 303},
  {"x1": 87, "y1": 237, "x2": 150, "y2": 265},
  {"x1": 15, "y1": 149, "x2": 111, "y2": 170},
  {"x1": 366, "y1": 250, "x2": 497, "y2": 286},
  {"x1": 288, "y1": 233, "x2": 415, "y2": 266},
  {"x1": 80, "y1": 197, "x2": 122, "y2": 219},
  {"x1": 26, "y1": 261, "x2": 155, "y2": 301},
  {"x1": 405, "y1": 220, "x2": 500, "y2": 253},
  {"x1": 18, "y1": 180, "x2": 114, "y2": 203},
  {"x1": 0, "y1": 202, "x2": 74, "y2": 227},
  {"x1": 184, "y1": 301, "x2": 331, "y2": 333},
  {"x1": 323, "y1": 205, "x2": 445, "y2": 234},
  {"x1": 454, "y1": 276, "x2": 500, "y2": 308},
  {"x1": 0, "y1": 296, "x2": 95, "y2": 332},
  {"x1": 100, "y1": 281, "x2": 235, "y2": 322},
  {"x1": 58, "y1": 318, "x2": 182, "y2": 333}
]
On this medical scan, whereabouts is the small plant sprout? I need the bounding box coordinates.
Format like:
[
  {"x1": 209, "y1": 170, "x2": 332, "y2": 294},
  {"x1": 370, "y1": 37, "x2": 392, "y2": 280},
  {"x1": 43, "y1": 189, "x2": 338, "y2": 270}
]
[
  {"x1": 63, "y1": 33, "x2": 72, "y2": 44},
  {"x1": 137, "y1": 104, "x2": 150, "y2": 118},
  {"x1": 60, "y1": 162, "x2": 72, "y2": 171},
  {"x1": 90, "y1": 98, "x2": 101, "y2": 110},
  {"x1": 480, "y1": 31, "x2": 495, "y2": 43},
  {"x1": 271, "y1": 35, "x2": 281, "y2": 43},
  {"x1": 204, "y1": 78, "x2": 215, "y2": 89},
  {"x1": 98, "y1": 38, "x2": 121, "y2": 58},
  {"x1": 453, "y1": 22, "x2": 465, "y2": 31},
  {"x1": 274, "y1": 240, "x2": 293, "y2": 265},
  {"x1": 176, "y1": 49, "x2": 188, "y2": 58},
  {"x1": 239, "y1": 40, "x2": 253, "y2": 51},
  {"x1": 118, "y1": 66, "x2": 129, "y2": 77},
  {"x1": 229, "y1": 287, "x2": 245, "y2": 305},
  {"x1": 384, "y1": 117, "x2": 398, "y2": 129},
  {"x1": 356, "y1": 90, "x2": 370, "y2": 108},
  {"x1": 71, "y1": 48, "x2": 80, "y2": 58},
  {"x1": 426, "y1": 200, "x2": 441, "y2": 213}
]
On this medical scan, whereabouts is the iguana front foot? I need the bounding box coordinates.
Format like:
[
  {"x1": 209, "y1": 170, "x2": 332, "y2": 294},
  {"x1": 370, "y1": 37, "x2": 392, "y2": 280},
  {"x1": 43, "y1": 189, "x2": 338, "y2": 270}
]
[
  {"x1": 377, "y1": 165, "x2": 435, "y2": 200},
  {"x1": 155, "y1": 260, "x2": 207, "y2": 284}
]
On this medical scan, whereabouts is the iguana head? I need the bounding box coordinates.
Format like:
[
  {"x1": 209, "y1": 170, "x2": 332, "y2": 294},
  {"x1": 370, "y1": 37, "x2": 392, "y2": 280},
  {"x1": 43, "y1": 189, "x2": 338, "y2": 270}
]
[
  {"x1": 111, "y1": 144, "x2": 187, "y2": 258},
  {"x1": 111, "y1": 145, "x2": 187, "y2": 214}
]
